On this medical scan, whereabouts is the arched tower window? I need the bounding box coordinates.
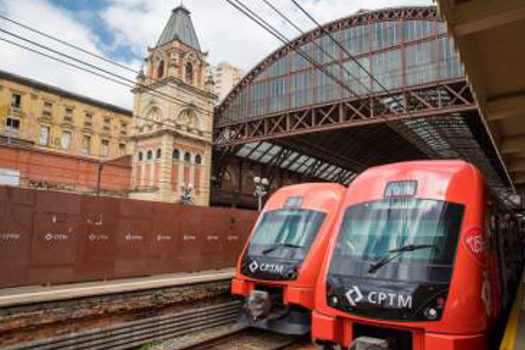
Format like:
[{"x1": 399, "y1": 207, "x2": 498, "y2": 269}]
[
  {"x1": 138, "y1": 152, "x2": 143, "y2": 162},
  {"x1": 184, "y1": 152, "x2": 191, "y2": 163},
  {"x1": 195, "y1": 154, "x2": 202, "y2": 165},
  {"x1": 172, "y1": 149, "x2": 180, "y2": 160},
  {"x1": 156, "y1": 148, "x2": 162, "y2": 159},
  {"x1": 185, "y1": 62, "x2": 193, "y2": 84},
  {"x1": 157, "y1": 60, "x2": 165, "y2": 79},
  {"x1": 147, "y1": 150, "x2": 153, "y2": 160}
]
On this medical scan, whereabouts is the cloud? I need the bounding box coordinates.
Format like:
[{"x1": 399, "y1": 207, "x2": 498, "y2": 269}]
[
  {"x1": 102, "y1": 0, "x2": 432, "y2": 71},
  {"x1": 0, "y1": 0, "x2": 433, "y2": 109},
  {"x1": 0, "y1": 0, "x2": 137, "y2": 109}
]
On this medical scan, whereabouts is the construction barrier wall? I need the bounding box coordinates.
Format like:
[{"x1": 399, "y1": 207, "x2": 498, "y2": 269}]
[{"x1": 0, "y1": 186, "x2": 257, "y2": 288}]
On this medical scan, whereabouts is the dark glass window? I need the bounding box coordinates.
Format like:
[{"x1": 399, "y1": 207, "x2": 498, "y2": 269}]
[
  {"x1": 156, "y1": 148, "x2": 162, "y2": 159},
  {"x1": 157, "y1": 60, "x2": 164, "y2": 79},
  {"x1": 332, "y1": 198, "x2": 464, "y2": 266},
  {"x1": 11, "y1": 93, "x2": 21, "y2": 108},
  {"x1": 138, "y1": 152, "x2": 143, "y2": 161},
  {"x1": 195, "y1": 154, "x2": 202, "y2": 164},
  {"x1": 185, "y1": 62, "x2": 193, "y2": 84},
  {"x1": 184, "y1": 152, "x2": 191, "y2": 163},
  {"x1": 247, "y1": 209, "x2": 326, "y2": 260},
  {"x1": 172, "y1": 149, "x2": 180, "y2": 160},
  {"x1": 147, "y1": 150, "x2": 153, "y2": 160}
]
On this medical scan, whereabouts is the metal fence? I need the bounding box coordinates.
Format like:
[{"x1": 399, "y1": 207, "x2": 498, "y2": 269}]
[{"x1": 0, "y1": 186, "x2": 257, "y2": 288}]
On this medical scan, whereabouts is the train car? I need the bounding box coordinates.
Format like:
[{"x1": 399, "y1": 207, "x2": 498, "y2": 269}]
[
  {"x1": 312, "y1": 160, "x2": 523, "y2": 350},
  {"x1": 231, "y1": 183, "x2": 346, "y2": 335}
]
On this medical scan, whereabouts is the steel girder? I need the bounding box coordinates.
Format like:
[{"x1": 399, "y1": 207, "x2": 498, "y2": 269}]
[{"x1": 214, "y1": 79, "x2": 477, "y2": 147}]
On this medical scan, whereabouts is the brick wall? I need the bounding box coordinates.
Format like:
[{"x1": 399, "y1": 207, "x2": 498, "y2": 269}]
[{"x1": 0, "y1": 144, "x2": 131, "y2": 194}]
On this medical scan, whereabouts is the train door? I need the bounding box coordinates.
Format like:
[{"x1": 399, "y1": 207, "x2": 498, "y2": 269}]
[{"x1": 485, "y1": 199, "x2": 501, "y2": 322}]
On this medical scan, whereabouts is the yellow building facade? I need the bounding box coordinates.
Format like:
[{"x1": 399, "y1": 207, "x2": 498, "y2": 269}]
[{"x1": 0, "y1": 70, "x2": 132, "y2": 160}]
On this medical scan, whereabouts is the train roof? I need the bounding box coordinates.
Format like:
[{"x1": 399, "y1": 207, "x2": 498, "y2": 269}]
[
  {"x1": 346, "y1": 160, "x2": 482, "y2": 204},
  {"x1": 264, "y1": 182, "x2": 346, "y2": 212}
]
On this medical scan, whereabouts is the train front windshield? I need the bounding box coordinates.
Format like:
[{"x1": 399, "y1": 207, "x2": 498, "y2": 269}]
[
  {"x1": 247, "y1": 209, "x2": 326, "y2": 260},
  {"x1": 330, "y1": 198, "x2": 464, "y2": 279}
]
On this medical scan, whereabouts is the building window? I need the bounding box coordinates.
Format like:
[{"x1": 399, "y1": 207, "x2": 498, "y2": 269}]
[
  {"x1": 81, "y1": 135, "x2": 91, "y2": 155},
  {"x1": 195, "y1": 154, "x2": 202, "y2": 165},
  {"x1": 38, "y1": 126, "x2": 50, "y2": 145},
  {"x1": 84, "y1": 112, "x2": 93, "y2": 128},
  {"x1": 61, "y1": 131, "x2": 72, "y2": 150},
  {"x1": 147, "y1": 150, "x2": 153, "y2": 160},
  {"x1": 172, "y1": 149, "x2": 180, "y2": 160},
  {"x1": 64, "y1": 107, "x2": 73, "y2": 122},
  {"x1": 120, "y1": 122, "x2": 127, "y2": 135},
  {"x1": 11, "y1": 93, "x2": 21, "y2": 109},
  {"x1": 103, "y1": 118, "x2": 111, "y2": 131},
  {"x1": 156, "y1": 148, "x2": 162, "y2": 159},
  {"x1": 185, "y1": 62, "x2": 193, "y2": 84},
  {"x1": 101, "y1": 139, "x2": 109, "y2": 157},
  {"x1": 138, "y1": 151, "x2": 143, "y2": 162},
  {"x1": 42, "y1": 101, "x2": 53, "y2": 117},
  {"x1": 6, "y1": 117, "x2": 20, "y2": 136},
  {"x1": 157, "y1": 60, "x2": 165, "y2": 79},
  {"x1": 184, "y1": 152, "x2": 191, "y2": 163},
  {"x1": 119, "y1": 143, "x2": 126, "y2": 156}
]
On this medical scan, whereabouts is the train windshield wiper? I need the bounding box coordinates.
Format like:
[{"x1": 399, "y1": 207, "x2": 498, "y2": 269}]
[
  {"x1": 368, "y1": 244, "x2": 436, "y2": 274},
  {"x1": 262, "y1": 243, "x2": 303, "y2": 255}
]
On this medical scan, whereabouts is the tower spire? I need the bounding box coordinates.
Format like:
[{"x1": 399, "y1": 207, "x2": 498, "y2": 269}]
[{"x1": 156, "y1": 1, "x2": 200, "y2": 50}]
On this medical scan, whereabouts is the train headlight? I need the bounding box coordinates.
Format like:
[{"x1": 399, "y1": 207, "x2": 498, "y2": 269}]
[
  {"x1": 419, "y1": 292, "x2": 447, "y2": 321},
  {"x1": 286, "y1": 265, "x2": 299, "y2": 280},
  {"x1": 423, "y1": 307, "x2": 438, "y2": 320}
]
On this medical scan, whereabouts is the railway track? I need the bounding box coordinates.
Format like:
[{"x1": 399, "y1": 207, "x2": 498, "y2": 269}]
[
  {"x1": 176, "y1": 326, "x2": 313, "y2": 350},
  {"x1": 3, "y1": 301, "x2": 241, "y2": 350}
]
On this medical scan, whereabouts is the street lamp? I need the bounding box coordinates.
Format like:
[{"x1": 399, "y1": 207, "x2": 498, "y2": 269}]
[
  {"x1": 180, "y1": 183, "x2": 194, "y2": 204},
  {"x1": 253, "y1": 176, "x2": 269, "y2": 211}
]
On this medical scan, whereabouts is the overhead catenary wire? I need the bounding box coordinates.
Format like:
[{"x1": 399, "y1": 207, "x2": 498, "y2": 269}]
[
  {"x1": 0, "y1": 13, "x2": 256, "y2": 126},
  {"x1": 258, "y1": 0, "x2": 373, "y2": 98},
  {"x1": 0, "y1": 27, "x2": 214, "y2": 118},
  {"x1": 223, "y1": 0, "x2": 370, "y2": 102},
  {"x1": 288, "y1": 0, "x2": 405, "y2": 111},
  {"x1": 0, "y1": 35, "x2": 201, "y2": 131},
  {"x1": 223, "y1": 0, "x2": 439, "y2": 158},
  {"x1": 0, "y1": 13, "x2": 138, "y2": 74}
]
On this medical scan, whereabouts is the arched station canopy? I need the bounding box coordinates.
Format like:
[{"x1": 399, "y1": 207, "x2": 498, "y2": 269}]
[{"x1": 213, "y1": 6, "x2": 516, "y2": 207}]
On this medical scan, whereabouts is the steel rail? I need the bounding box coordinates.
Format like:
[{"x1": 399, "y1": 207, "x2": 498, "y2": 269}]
[
  {"x1": 180, "y1": 327, "x2": 309, "y2": 350},
  {"x1": 4, "y1": 301, "x2": 241, "y2": 350}
]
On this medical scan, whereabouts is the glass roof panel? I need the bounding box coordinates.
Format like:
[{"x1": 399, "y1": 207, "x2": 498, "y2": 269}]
[
  {"x1": 236, "y1": 142, "x2": 260, "y2": 157},
  {"x1": 288, "y1": 155, "x2": 309, "y2": 171},
  {"x1": 297, "y1": 158, "x2": 316, "y2": 173},
  {"x1": 280, "y1": 152, "x2": 300, "y2": 168},
  {"x1": 258, "y1": 145, "x2": 282, "y2": 163}
]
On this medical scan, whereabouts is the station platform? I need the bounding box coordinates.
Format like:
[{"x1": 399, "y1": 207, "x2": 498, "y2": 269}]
[
  {"x1": 500, "y1": 272, "x2": 525, "y2": 350},
  {"x1": 0, "y1": 268, "x2": 234, "y2": 308}
]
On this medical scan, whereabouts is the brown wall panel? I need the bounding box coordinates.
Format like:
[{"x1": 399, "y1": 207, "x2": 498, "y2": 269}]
[
  {"x1": 176, "y1": 206, "x2": 206, "y2": 272},
  {"x1": 77, "y1": 196, "x2": 119, "y2": 280},
  {"x1": 0, "y1": 187, "x2": 34, "y2": 287},
  {"x1": 28, "y1": 213, "x2": 82, "y2": 284},
  {"x1": 148, "y1": 203, "x2": 181, "y2": 275},
  {"x1": 0, "y1": 186, "x2": 258, "y2": 288}
]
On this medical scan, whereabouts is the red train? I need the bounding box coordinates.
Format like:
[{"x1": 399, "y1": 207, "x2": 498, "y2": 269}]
[
  {"x1": 231, "y1": 183, "x2": 346, "y2": 334},
  {"x1": 312, "y1": 160, "x2": 523, "y2": 349}
]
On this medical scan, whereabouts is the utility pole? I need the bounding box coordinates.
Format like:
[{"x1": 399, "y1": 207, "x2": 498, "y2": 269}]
[{"x1": 96, "y1": 161, "x2": 104, "y2": 196}]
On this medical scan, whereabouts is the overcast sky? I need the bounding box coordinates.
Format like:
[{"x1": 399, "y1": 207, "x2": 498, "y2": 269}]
[{"x1": 0, "y1": 0, "x2": 432, "y2": 109}]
